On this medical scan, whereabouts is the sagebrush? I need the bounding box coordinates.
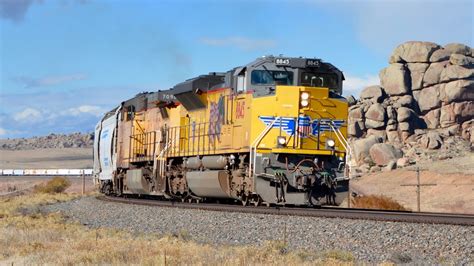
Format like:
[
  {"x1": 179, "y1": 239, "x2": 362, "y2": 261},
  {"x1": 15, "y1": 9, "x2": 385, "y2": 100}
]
[
  {"x1": 351, "y1": 194, "x2": 409, "y2": 211},
  {"x1": 34, "y1": 177, "x2": 71, "y2": 194}
]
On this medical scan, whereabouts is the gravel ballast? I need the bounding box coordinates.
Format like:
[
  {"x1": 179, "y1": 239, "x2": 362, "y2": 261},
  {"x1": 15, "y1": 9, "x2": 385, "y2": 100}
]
[{"x1": 42, "y1": 196, "x2": 473, "y2": 264}]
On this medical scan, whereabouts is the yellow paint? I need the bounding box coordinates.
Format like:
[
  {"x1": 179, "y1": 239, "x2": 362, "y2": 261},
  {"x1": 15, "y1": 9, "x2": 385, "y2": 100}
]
[{"x1": 129, "y1": 85, "x2": 348, "y2": 160}]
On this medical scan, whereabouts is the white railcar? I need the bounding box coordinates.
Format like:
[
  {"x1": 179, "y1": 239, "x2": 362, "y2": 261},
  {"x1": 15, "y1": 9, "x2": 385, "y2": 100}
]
[
  {"x1": 13, "y1": 169, "x2": 24, "y2": 175},
  {"x1": 3, "y1": 169, "x2": 14, "y2": 175},
  {"x1": 46, "y1": 169, "x2": 60, "y2": 175},
  {"x1": 84, "y1": 169, "x2": 93, "y2": 175}
]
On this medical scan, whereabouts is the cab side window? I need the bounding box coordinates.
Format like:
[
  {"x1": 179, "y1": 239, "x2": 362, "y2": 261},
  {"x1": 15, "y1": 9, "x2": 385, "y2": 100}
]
[
  {"x1": 237, "y1": 75, "x2": 245, "y2": 92},
  {"x1": 251, "y1": 70, "x2": 293, "y2": 86},
  {"x1": 126, "y1": 105, "x2": 135, "y2": 121},
  {"x1": 301, "y1": 72, "x2": 338, "y2": 89}
]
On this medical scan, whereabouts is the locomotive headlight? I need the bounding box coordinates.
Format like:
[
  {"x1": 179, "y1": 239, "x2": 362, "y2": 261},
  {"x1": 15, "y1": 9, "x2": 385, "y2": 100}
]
[
  {"x1": 300, "y1": 92, "x2": 310, "y2": 100},
  {"x1": 277, "y1": 136, "x2": 286, "y2": 146},
  {"x1": 327, "y1": 139, "x2": 335, "y2": 148},
  {"x1": 300, "y1": 92, "x2": 310, "y2": 107}
]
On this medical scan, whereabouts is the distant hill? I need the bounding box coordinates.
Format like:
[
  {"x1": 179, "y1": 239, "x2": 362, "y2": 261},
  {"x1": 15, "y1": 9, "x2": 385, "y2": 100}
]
[{"x1": 0, "y1": 133, "x2": 94, "y2": 150}]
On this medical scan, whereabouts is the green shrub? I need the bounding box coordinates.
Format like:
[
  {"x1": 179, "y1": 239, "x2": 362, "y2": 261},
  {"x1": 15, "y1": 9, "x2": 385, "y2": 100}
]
[{"x1": 35, "y1": 177, "x2": 71, "y2": 194}]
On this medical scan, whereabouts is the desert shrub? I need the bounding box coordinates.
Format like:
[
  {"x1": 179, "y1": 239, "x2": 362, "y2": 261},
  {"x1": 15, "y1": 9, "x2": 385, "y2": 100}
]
[
  {"x1": 324, "y1": 250, "x2": 354, "y2": 262},
  {"x1": 351, "y1": 194, "x2": 409, "y2": 211},
  {"x1": 34, "y1": 177, "x2": 71, "y2": 194}
]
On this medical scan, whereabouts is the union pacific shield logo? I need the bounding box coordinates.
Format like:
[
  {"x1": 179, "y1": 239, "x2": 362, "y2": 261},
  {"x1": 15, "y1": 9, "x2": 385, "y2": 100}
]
[{"x1": 297, "y1": 116, "x2": 311, "y2": 138}]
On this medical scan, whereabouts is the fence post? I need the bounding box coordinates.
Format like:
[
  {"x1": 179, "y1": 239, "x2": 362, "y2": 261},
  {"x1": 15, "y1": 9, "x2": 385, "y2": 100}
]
[
  {"x1": 82, "y1": 173, "x2": 85, "y2": 195},
  {"x1": 347, "y1": 180, "x2": 351, "y2": 208}
]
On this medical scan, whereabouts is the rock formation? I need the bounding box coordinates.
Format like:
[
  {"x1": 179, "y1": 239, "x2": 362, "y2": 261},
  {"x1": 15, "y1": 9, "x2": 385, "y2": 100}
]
[
  {"x1": 0, "y1": 132, "x2": 94, "y2": 150},
  {"x1": 348, "y1": 41, "x2": 473, "y2": 174}
]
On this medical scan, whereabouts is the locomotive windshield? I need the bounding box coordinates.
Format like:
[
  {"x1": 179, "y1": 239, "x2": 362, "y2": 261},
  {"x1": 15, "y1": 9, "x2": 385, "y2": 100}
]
[
  {"x1": 251, "y1": 70, "x2": 294, "y2": 85},
  {"x1": 300, "y1": 72, "x2": 338, "y2": 90}
]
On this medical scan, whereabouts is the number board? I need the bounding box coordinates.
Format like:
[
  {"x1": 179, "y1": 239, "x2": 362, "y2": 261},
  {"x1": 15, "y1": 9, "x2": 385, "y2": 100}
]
[
  {"x1": 275, "y1": 58, "x2": 290, "y2": 66},
  {"x1": 306, "y1": 59, "x2": 321, "y2": 67}
]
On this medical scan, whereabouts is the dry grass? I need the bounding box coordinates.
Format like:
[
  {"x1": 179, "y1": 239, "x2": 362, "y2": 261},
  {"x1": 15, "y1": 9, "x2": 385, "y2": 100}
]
[
  {"x1": 34, "y1": 177, "x2": 71, "y2": 194},
  {"x1": 351, "y1": 194, "x2": 409, "y2": 211},
  {"x1": 0, "y1": 193, "x2": 357, "y2": 265}
]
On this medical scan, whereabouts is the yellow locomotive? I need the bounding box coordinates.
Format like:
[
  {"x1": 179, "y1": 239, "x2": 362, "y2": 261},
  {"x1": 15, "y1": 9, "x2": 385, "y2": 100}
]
[{"x1": 93, "y1": 56, "x2": 350, "y2": 206}]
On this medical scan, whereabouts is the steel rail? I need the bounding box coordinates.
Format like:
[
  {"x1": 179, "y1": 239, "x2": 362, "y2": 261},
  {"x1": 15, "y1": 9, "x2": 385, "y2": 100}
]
[{"x1": 98, "y1": 196, "x2": 474, "y2": 226}]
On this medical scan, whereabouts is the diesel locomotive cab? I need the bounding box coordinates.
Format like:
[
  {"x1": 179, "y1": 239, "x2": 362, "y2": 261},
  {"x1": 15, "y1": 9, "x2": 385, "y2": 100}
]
[{"x1": 228, "y1": 56, "x2": 349, "y2": 205}]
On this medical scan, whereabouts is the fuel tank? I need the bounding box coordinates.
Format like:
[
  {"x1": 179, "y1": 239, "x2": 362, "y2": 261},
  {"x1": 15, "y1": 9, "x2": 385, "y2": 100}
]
[{"x1": 186, "y1": 170, "x2": 232, "y2": 198}]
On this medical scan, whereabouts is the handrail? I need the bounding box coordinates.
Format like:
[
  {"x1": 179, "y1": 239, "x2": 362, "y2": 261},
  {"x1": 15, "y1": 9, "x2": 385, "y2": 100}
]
[
  {"x1": 249, "y1": 117, "x2": 280, "y2": 178},
  {"x1": 154, "y1": 130, "x2": 174, "y2": 178},
  {"x1": 322, "y1": 120, "x2": 353, "y2": 178}
]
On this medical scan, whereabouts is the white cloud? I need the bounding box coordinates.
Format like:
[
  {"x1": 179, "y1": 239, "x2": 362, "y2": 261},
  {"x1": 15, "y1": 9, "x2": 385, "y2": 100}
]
[
  {"x1": 65, "y1": 105, "x2": 106, "y2": 117},
  {"x1": 200, "y1": 36, "x2": 276, "y2": 51},
  {"x1": 354, "y1": 1, "x2": 472, "y2": 53},
  {"x1": 13, "y1": 107, "x2": 42, "y2": 122},
  {"x1": 312, "y1": 1, "x2": 472, "y2": 55},
  {"x1": 12, "y1": 73, "x2": 87, "y2": 88},
  {"x1": 343, "y1": 74, "x2": 380, "y2": 97},
  {"x1": 0, "y1": 127, "x2": 6, "y2": 136}
]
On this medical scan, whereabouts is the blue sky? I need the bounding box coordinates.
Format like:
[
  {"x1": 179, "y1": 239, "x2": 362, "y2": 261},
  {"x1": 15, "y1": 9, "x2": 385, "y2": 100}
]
[{"x1": 0, "y1": 0, "x2": 472, "y2": 138}]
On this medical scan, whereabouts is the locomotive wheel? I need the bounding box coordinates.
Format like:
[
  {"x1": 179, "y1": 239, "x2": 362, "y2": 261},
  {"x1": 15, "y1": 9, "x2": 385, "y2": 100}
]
[
  {"x1": 241, "y1": 195, "x2": 248, "y2": 206},
  {"x1": 251, "y1": 196, "x2": 261, "y2": 207}
]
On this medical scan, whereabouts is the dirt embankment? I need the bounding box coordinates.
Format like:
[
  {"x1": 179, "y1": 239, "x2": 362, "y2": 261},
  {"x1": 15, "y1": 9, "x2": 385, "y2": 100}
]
[{"x1": 350, "y1": 154, "x2": 474, "y2": 214}]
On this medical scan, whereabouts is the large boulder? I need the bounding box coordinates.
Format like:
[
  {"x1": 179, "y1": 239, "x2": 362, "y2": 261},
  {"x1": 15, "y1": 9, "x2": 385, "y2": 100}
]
[
  {"x1": 440, "y1": 65, "x2": 474, "y2": 83},
  {"x1": 366, "y1": 128, "x2": 387, "y2": 140},
  {"x1": 386, "y1": 105, "x2": 397, "y2": 121},
  {"x1": 348, "y1": 121, "x2": 365, "y2": 138},
  {"x1": 389, "y1": 41, "x2": 440, "y2": 63},
  {"x1": 444, "y1": 43, "x2": 472, "y2": 56},
  {"x1": 419, "y1": 131, "x2": 443, "y2": 149},
  {"x1": 407, "y1": 63, "x2": 429, "y2": 91},
  {"x1": 397, "y1": 107, "x2": 415, "y2": 122},
  {"x1": 422, "y1": 61, "x2": 448, "y2": 88},
  {"x1": 365, "y1": 103, "x2": 386, "y2": 129},
  {"x1": 429, "y1": 49, "x2": 452, "y2": 62},
  {"x1": 449, "y1": 54, "x2": 474, "y2": 66},
  {"x1": 398, "y1": 122, "x2": 412, "y2": 132},
  {"x1": 349, "y1": 106, "x2": 364, "y2": 120},
  {"x1": 393, "y1": 95, "x2": 414, "y2": 108},
  {"x1": 440, "y1": 79, "x2": 474, "y2": 104},
  {"x1": 461, "y1": 119, "x2": 474, "y2": 143},
  {"x1": 423, "y1": 108, "x2": 441, "y2": 129},
  {"x1": 379, "y1": 64, "x2": 410, "y2": 96},
  {"x1": 369, "y1": 143, "x2": 403, "y2": 166},
  {"x1": 352, "y1": 135, "x2": 383, "y2": 164},
  {"x1": 417, "y1": 84, "x2": 442, "y2": 113},
  {"x1": 387, "y1": 130, "x2": 401, "y2": 143},
  {"x1": 360, "y1": 85, "x2": 385, "y2": 103},
  {"x1": 440, "y1": 101, "x2": 474, "y2": 128},
  {"x1": 348, "y1": 106, "x2": 365, "y2": 138}
]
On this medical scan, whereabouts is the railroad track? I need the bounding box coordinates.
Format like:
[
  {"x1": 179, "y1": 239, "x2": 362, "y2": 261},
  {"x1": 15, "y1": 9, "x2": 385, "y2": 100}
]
[{"x1": 99, "y1": 195, "x2": 474, "y2": 226}]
